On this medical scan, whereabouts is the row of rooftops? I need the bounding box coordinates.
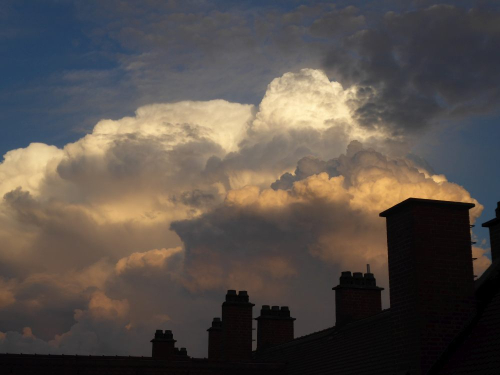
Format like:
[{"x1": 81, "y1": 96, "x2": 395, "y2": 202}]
[{"x1": 3, "y1": 198, "x2": 500, "y2": 375}]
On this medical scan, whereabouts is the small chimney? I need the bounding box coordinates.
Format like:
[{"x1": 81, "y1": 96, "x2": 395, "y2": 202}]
[
  {"x1": 221, "y1": 290, "x2": 255, "y2": 362},
  {"x1": 256, "y1": 305, "x2": 295, "y2": 350},
  {"x1": 207, "y1": 317, "x2": 223, "y2": 361},
  {"x1": 174, "y1": 347, "x2": 189, "y2": 361},
  {"x1": 151, "y1": 330, "x2": 176, "y2": 360},
  {"x1": 380, "y1": 198, "x2": 476, "y2": 374},
  {"x1": 333, "y1": 268, "x2": 383, "y2": 326},
  {"x1": 482, "y1": 201, "x2": 500, "y2": 262}
]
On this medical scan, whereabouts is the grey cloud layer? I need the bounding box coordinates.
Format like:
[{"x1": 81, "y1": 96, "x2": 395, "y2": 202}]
[
  {"x1": 324, "y1": 5, "x2": 500, "y2": 135},
  {"x1": 6, "y1": 2, "x2": 499, "y2": 146},
  {"x1": 48, "y1": 2, "x2": 497, "y2": 139}
]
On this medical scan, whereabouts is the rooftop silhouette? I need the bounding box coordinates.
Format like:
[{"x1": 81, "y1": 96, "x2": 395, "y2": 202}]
[{"x1": 2, "y1": 197, "x2": 500, "y2": 374}]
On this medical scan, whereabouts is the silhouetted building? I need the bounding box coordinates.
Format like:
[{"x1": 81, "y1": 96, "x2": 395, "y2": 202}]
[
  {"x1": 151, "y1": 330, "x2": 177, "y2": 360},
  {"x1": 221, "y1": 290, "x2": 254, "y2": 362},
  {"x1": 3, "y1": 197, "x2": 500, "y2": 375},
  {"x1": 333, "y1": 269, "x2": 383, "y2": 326},
  {"x1": 207, "y1": 317, "x2": 223, "y2": 360},
  {"x1": 482, "y1": 201, "x2": 500, "y2": 262},
  {"x1": 255, "y1": 305, "x2": 295, "y2": 350}
]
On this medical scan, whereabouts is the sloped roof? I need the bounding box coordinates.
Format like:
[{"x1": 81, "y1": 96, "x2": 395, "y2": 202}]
[
  {"x1": 433, "y1": 259, "x2": 500, "y2": 374},
  {"x1": 254, "y1": 309, "x2": 396, "y2": 375}
]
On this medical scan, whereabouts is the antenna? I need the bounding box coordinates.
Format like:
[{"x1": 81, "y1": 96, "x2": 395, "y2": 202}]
[{"x1": 367, "y1": 264, "x2": 371, "y2": 273}]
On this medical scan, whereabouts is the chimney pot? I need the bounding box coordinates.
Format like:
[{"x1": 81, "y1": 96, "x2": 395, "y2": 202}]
[
  {"x1": 238, "y1": 290, "x2": 249, "y2": 302},
  {"x1": 280, "y1": 306, "x2": 290, "y2": 317},
  {"x1": 210, "y1": 317, "x2": 222, "y2": 328},
  {"x1": 164, "y1": 330, "x2": 174, "y2": 340},
  {"x1": 225, "y1": 290, "x2": 239, "y2": 302}
]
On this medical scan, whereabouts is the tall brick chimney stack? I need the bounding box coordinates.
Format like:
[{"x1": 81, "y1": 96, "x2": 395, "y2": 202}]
[
  {"x1": 255, "y1": 305, "x2": 295, "y2": 350},
  {"x1": 207, "y1": 317, "x2": 223, "y2": 360},
  {"x1": 380, "y1": 198, "x2": 476, "y2": 374},
  {"x1": 221, "y1": 290, "x2": 255, "y2": 362},
  {"x1": 482, "y1": 201, "x2": 500, "y2": 262},
  {"x1": 333, "y1": 268, "x2": 383, "y2": 326},
  {"x1": 151, "y1": 330, "x2": 176, "y2": 360}
]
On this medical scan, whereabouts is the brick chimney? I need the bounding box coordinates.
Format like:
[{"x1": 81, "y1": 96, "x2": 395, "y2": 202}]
[
  {"x1": 482, "y1": 201, "x2": 500, "y2": 262},
  {"x1": 151, "y1": 329, "x2": 176, "y2": 360},
  {"x1": 380, "y1": 198, "x2": 476, "y2": 374},
  {"x1": 221, "y1": 290, "x2": 255, "y2": 362},
  {"x1": 255, "y1": 305, "x2": 295, "y2": 350},
  {"x1": 174, "y1": 347, "x2": 189, "y2": 361},
  {"x1": 207, "y1": 317, "x2": 223, "y2": 360},
  {"x1": 333, "y1": 268, "x2": 383, "y2": 326}
]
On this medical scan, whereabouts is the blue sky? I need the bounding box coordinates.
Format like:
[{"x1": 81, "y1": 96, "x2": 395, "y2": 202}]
[{"x1": 0, "y1": 0, "x2": 499, "y2": 356}]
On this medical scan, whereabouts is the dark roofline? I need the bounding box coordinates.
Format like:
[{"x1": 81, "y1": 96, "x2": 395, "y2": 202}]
[
  {"x1": 254, "y1": 309, "x2": 392, "y2": 355},
  {"x1": 379, "y1": 198, "x2": 475, "y2": 217},
  {"x1": 255, "y1": 326, "x2": 335, "y2": 354},
  {"x1": 482, "y1": 217, "x2": 500, "y2": 227},
  {"x1": 430, "y1": 258, "x2": 500, "y2": 374},
  {"x1": 474, "y1": 258, "x2": 500, "y2": 297},
  {"x1": 0, "y1": 353, "x2": 285, "y2": 369}
]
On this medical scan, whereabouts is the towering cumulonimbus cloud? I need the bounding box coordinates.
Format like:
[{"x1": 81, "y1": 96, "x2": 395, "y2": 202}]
[
  {"x1": 0, "y1": 69, "x2": 491, "y2": 358},
  {"x1": 172, "y1": 142, "x2": 485, "y2": 304}
]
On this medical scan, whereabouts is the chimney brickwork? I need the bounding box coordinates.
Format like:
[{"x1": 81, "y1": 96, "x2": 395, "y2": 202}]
[
  {"x1": 151, "y1": 330, "x2": 176, "y2": 360},
  {"x1": 380, "y1": 198, "x2": 476, "y2": 374},
  {"x1": 482, "y1": 201, "x2": 500, "y2": 262},
  {"x1": 333, "y1": 271, "x2": 383, "y2": 326},
  {"x1": 221, "y1": 290, "x2": 255, "y2": 362},
  {"x1": 207, "y1": 317, "x2": 223, "y2": 361},
  {"x1": 255, "y1": 305, "x2": 295, "y2": 350}
]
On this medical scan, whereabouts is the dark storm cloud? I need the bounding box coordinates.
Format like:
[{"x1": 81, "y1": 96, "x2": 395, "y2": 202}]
[
  {"x1": 309, "y1": 6, "x2": 365, "y2": 37},
  {"x1": 324, "y1": 4, "x2": 500, "y2": 135},
  {"x1": 59, "y1": 1, "x2": 500, "y2": 141}
]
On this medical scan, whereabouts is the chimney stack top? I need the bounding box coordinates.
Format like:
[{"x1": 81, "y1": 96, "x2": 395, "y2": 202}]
[
  {"x1": 224, "y1": 289, "x2": 253, "y2": 304},
  {"x1": 379, "y1": 197, "x2": 474, "y2": 218},
  {"x1": 257, "y1": 305, "x2": 295, "y2": 320},
  {"x1": 151, "y1": 329, "x2": 176, "y2": 342},
  {"x1": 209, "y1": 317, "x2": 222, "y2": 330},
  {"x1": 334, "y1": 270, "x2": 383, "y2": 290}
]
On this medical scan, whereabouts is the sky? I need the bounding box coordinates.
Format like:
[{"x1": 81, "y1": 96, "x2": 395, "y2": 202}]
[{"x1": 1, "y1": 0, "x2": 500, "y2": 358}]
